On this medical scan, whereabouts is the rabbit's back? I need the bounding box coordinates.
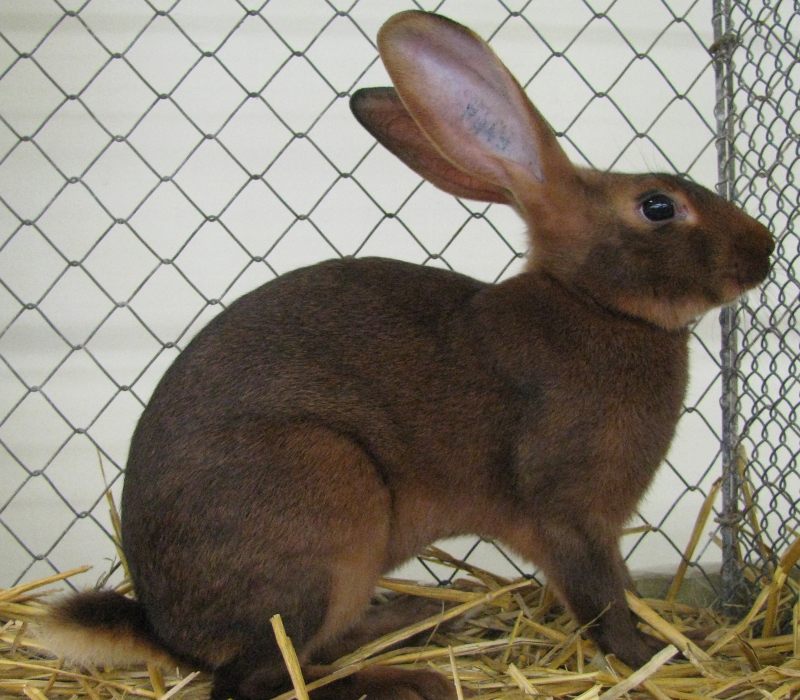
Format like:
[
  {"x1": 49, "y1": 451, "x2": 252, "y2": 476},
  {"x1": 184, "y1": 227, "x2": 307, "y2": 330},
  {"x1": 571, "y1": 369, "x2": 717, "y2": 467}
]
[{"x1": 124, "y1": 257, "x2": 498, "y2": 473}]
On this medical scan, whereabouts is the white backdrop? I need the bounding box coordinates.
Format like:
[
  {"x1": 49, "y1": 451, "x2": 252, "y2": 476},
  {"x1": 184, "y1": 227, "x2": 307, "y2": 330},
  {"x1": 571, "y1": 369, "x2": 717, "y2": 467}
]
[{"x1": 0, "y1": 0, "x2": 761, "y2": 589}]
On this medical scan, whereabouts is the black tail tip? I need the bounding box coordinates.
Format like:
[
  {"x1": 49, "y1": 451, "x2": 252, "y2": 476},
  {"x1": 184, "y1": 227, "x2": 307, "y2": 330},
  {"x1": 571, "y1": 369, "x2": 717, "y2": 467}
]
[{"x1": 52, "y1": 590, "x2": 149, "y2": 631}]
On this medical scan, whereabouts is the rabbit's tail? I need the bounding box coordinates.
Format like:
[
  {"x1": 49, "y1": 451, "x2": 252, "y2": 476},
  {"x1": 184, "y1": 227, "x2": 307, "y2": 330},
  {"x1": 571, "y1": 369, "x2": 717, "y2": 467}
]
[{"x1": 39, "y1": 590, "x2": 175, "y2": 668}]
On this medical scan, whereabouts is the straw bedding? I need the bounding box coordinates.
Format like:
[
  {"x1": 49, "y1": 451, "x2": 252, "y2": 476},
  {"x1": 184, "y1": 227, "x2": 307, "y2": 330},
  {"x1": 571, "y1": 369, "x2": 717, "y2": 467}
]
[{"x1": 1, "y1": 493, "x2": 798, "y2": 699}]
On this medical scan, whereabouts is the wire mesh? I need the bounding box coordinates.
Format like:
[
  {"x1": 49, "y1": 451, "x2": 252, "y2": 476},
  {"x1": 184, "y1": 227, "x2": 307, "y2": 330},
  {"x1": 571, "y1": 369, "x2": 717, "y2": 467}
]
[
  {"x1": 716, "y1": 0, "x2": 799, "y2": 612},
  {"x1": 0, "y1": 0, "x2": 793, "y2": 608}
]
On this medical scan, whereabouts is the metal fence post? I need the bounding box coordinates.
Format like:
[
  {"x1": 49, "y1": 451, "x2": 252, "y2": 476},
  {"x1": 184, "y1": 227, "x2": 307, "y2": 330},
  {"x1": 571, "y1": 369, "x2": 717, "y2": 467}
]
[{"x1": 712, "y1": 0, "x2": 746, "y2": 610}]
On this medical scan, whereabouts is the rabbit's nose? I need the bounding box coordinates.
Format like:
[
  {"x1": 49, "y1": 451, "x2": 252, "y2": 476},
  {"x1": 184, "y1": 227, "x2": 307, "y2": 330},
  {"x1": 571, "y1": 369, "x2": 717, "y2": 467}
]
[{"x1": 730, "y1": 222, "x2": 773, "y2": 289}]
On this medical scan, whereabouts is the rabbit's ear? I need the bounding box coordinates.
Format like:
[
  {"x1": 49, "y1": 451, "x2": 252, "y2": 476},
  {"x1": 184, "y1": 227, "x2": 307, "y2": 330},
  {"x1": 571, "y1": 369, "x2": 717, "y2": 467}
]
[
  {"x1": 351, "y1": 87, "x2": 511, "y2": 203},
  {"x1": 377, "y1": 11, "x2": 575, "y2": 202}
]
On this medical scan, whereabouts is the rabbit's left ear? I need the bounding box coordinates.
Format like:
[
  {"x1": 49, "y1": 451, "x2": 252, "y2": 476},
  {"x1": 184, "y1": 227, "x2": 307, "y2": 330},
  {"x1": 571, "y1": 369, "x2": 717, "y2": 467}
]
[
  {"x1": 376, "y1": 11, "x2": 575, "y2": 200},
  {"x1": 350, "y1": 87, "x2": 510, "y2": 203}
]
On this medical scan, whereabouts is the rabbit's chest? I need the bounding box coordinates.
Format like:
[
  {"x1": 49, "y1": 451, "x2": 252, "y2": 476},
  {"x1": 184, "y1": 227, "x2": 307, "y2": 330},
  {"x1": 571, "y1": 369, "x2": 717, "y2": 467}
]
[{"x1": 508, "y1": 332, "x2": 689, "y2": 521}]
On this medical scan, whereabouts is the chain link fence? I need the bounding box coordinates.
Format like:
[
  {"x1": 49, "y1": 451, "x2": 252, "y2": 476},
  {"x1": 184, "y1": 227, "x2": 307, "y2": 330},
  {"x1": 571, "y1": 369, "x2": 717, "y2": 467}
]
[
  {"x1": 0, "y1": 0, "x2": 796, "y2": 611},
  {"x1": 716, "y1": 0, "x2": 799, "y2": 612}
]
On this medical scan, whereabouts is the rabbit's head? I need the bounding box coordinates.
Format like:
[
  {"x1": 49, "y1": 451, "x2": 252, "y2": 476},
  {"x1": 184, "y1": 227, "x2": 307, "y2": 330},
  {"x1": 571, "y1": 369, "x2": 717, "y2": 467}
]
[{"x1": 351, "y1": 11, "x2": 773, "y2": 330}]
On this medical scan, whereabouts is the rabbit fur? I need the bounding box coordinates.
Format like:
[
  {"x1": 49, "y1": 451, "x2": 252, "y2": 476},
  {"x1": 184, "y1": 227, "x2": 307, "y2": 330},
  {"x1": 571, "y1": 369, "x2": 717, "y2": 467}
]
[{"x1": 41, "y1": 10, "x2": 773, "y2": 700}]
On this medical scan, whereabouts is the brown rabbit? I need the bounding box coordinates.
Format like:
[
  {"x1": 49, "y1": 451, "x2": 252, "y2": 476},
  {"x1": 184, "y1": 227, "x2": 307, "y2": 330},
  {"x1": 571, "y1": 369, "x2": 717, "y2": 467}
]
[{"x1": 41, "y1": 10, "x2": 773, "y2": 700}]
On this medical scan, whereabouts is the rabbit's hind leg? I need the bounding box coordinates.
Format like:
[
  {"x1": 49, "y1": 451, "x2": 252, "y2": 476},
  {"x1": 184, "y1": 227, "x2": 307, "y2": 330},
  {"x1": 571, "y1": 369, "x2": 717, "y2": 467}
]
[
  {"x1": 312, "y1": 592, "x2": 450, "y2": 663},
  {"x1": 211, "y1": 644, "x2": 288, "y2": 700},
  {"x1": 213, "y1": 649, "x2": 458, "y2": 700},
  {"x1": 211, "y1": 423, "x2": 394, "y2": 699}
]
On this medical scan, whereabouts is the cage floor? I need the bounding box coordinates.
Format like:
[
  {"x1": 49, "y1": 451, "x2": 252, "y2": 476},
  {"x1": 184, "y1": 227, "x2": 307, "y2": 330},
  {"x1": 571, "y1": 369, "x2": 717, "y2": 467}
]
[{"x1": 1, "y1": 541, "x2": 798, "y2": 700}]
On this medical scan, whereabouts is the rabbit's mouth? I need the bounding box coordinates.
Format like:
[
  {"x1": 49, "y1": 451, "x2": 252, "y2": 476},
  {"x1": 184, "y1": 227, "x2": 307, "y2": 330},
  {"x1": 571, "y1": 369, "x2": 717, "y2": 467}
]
[{"x1": 720, "y1": 263, "x2": 771, "y2": 302}]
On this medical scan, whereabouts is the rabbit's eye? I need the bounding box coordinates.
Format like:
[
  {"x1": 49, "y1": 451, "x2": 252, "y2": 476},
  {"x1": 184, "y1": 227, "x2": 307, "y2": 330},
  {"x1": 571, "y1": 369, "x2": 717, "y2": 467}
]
[{"x1": 641, "y1": 193, "x2": 676, "y2": 222}]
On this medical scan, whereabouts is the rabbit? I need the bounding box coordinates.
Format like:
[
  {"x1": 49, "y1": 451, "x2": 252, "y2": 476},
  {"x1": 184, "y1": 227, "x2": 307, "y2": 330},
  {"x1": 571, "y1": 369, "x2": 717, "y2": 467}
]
[{"x1": 40, "y1": 9, "x2": 773, "y2": 700}]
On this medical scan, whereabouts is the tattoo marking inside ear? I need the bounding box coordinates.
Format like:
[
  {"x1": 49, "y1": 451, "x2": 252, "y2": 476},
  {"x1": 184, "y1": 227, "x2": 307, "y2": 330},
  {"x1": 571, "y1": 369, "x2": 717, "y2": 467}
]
[{"x1": 463, "y1": 99, "x2": 511, "y2": 153}]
